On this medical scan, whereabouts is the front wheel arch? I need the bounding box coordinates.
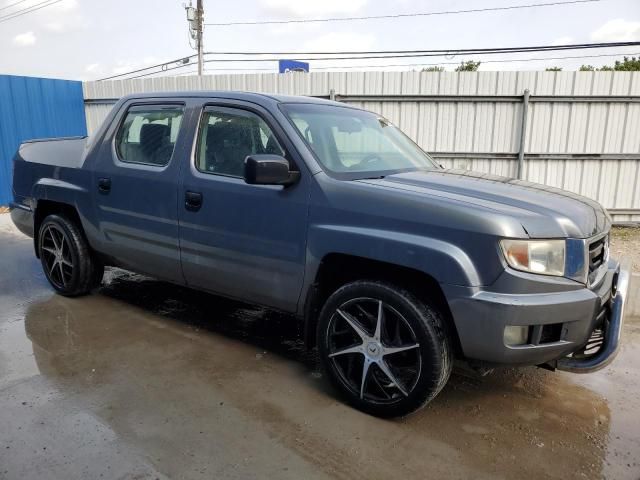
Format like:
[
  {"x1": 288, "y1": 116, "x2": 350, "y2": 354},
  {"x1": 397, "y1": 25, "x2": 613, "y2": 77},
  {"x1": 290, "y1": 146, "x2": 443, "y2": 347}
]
[
  {"x1": 303, "y1": 253, "x2": 462, "y2": 356},
  {"x1": 316, "y1": 280, "x2": 453, "y2": 417}
]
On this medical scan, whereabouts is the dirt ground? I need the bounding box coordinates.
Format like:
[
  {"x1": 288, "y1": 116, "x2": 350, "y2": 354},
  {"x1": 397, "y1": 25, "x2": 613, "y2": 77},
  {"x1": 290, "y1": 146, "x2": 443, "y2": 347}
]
[
  {"x1": 1, "y1": 214, "x2": 639, "y2": 480},
  {"x1": 611, "y1": 227, "x2": 640, "y2": 273}
]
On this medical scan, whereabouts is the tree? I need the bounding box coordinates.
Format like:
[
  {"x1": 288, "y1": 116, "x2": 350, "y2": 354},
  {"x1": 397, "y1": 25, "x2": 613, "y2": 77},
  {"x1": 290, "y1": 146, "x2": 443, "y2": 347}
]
[
  {"x1": 545, "y1": 67, "x2": 562, "y2": 71},
  {"x1": 613, "y1": 56, "x2": 640, "y2": 71},
  {"x1": 455, "y1": 60, "x2": 481, "y2": 72},
  {"x1": 579, "y1": 57, "x2": 640, "y2": 72},
  {"x1": 422, "y1": 66, "x2": 445, "y2": 72}
]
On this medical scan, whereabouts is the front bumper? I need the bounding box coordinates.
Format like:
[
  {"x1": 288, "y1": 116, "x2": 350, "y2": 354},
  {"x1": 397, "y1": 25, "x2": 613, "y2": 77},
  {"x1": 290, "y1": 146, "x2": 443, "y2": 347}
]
[
  {"x1": 556, "y1": 259, "x2": 629, "y2": 372},
  {"x1": 444, "y1": 258, "x2": 629, "y2": 369}
]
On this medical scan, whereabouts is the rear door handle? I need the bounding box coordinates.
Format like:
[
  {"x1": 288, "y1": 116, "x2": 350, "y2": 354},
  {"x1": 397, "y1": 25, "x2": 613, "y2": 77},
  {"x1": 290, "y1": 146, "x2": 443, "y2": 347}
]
[
  {"x1": 98, "y1": 178, "x2": 111, "y2": 193},
  {"x1": 185, "y1": 191, "x2": 203, "y2": 211}
]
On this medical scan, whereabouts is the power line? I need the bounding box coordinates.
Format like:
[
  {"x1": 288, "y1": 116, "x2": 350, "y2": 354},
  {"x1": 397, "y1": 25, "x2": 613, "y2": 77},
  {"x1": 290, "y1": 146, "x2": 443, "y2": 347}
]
[
  {"x1": 99, "y1": 42, "x2": 640, "y2": 80},
  {"x1": 0, "y1": 0, "x2": 61, "y2": 22},
  {"x1": 199, "y1": 52, "x2": 640, "y2": 71},
  {"x1": 127, "y1": 61, "x2": 197, "y2": 79},
  {"x1": 125, "y1": 51, "x2": 639, "y2": 80},
  {"x1": 97, "y1": 55, "x2": 197, "y2": 81},
  {"x1": 200, "y1": 42, "x2": 640, "y2": 63},
  {"x1": 311, "y1": 52, "x2": 640, "y2": 70},
  {"x1": 205, "y1": 0, "x2": 601, "y2": 26},
  {"x1": 0, "y1": 0, "x2": 63, "y2": 23},
  {"x1": 0, "y1": 0, "x2": 29, "y2": 13},
  {"x1": 200, "y1": 42, "x2": 640, "y2": 57}
]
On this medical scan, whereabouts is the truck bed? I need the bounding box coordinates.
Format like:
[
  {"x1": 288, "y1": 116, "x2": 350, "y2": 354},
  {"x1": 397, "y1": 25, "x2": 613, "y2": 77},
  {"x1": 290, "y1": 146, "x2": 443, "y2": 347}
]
[
  {"x1": 18, "y1": 136, "x2": 89, "y2": 168},
  {"x1": 11, "y1": 136, "x2": 94, "y2": 231}
]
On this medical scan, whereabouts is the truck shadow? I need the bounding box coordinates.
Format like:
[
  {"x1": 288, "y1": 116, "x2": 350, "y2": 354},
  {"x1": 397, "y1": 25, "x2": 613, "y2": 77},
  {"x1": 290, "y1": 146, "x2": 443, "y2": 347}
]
[
  {"x1": 100, "y1": 268, "x2": 318, "y2": 366},
  {"x1": 22, "y1": 268, "x2": 612, "y2": 479}
]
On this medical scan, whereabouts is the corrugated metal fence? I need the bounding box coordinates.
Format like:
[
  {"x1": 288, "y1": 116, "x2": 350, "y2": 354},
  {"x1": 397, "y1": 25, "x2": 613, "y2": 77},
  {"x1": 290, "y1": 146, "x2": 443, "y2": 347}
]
[
  {"x1": 83, "y1": 71, "x2": 640, "y2": 222},
  {"x1": 0, "y1": 75, "x2": 87, "y2": 205}
]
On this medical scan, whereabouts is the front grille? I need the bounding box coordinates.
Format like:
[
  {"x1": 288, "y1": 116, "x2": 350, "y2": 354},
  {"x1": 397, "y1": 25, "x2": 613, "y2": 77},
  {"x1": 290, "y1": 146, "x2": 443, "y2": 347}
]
[
  {"x1": 571, "y1": 304, "x2": 609, "y2": 359},
  {"x1": 587, "y1": 234, "x2": 608, "y2": 284}
]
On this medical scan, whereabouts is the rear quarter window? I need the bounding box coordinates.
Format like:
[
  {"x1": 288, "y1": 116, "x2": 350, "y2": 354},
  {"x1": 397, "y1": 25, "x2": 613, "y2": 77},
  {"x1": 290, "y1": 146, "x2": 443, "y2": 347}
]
[{"x1": 115, "y1": 105, "x2": 184, "y2": 166}]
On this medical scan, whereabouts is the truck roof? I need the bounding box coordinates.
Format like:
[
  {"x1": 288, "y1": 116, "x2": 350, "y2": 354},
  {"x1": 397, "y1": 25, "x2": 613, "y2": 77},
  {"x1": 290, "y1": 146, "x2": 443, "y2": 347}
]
[{"x1": 118, "y1": 91, "x2": 351, "y2": 109}]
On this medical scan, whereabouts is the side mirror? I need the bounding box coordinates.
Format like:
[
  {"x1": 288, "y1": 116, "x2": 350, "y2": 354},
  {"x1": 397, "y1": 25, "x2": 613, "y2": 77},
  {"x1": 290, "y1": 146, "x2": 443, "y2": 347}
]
[{"x1": 244, "y1": 154, "x2": 300, "y2": 186}]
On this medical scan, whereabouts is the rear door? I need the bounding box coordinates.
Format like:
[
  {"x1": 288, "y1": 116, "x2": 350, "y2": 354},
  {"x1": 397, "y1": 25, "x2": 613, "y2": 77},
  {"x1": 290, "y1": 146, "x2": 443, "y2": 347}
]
[
  {"x1": 92, "y1": 101, "x2": 187, "y2": 282},
  {"x1": 178, "y1": 101, "x2": 310, "y2": 312}
]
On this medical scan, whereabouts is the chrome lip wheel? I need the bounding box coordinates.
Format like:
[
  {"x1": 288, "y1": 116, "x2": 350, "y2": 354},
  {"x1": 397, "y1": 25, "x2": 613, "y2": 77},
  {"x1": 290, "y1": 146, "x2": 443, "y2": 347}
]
[
  {"x1": 327, "y1": 298, "x2": 422, "y2": 403},
  {"x1": 41, "y1": 225, "x2": 73, "y2": 289}
]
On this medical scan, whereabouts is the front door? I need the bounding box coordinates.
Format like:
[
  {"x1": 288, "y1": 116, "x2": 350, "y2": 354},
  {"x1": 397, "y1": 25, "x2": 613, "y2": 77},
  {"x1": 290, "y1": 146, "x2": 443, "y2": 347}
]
[
  {"x1": 178, "y1": 102, "x2": 309, "y2": 312},
  {"x1": 92, "y1": 102, "x2": 187, "y2": 282}
]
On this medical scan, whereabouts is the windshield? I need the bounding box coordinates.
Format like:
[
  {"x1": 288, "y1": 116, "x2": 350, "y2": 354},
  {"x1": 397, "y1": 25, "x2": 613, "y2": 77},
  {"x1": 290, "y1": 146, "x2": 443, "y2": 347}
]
[{"x1": 282, "y1": 103, "x2": 437, "y2": 178}]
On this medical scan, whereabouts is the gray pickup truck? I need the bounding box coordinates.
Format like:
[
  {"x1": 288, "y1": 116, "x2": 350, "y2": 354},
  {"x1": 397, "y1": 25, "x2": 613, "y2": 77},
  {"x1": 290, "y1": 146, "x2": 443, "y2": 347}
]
[{"x1": 10, "y1": 91, "x2": 629, "y2": 417}]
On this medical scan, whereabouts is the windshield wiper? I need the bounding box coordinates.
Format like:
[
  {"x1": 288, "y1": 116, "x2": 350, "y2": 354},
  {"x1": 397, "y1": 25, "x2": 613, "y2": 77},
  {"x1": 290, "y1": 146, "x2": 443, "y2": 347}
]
[{"x1": 357, "y1": 175, "x2": 386, "y2": 180}]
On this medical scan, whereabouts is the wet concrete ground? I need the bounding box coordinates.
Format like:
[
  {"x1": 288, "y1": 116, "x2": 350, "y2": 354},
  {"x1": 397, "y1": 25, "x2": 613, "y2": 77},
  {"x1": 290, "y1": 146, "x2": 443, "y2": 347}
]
[{"x1": 1, "y1": 214, "x2": 639, "y2": 480}]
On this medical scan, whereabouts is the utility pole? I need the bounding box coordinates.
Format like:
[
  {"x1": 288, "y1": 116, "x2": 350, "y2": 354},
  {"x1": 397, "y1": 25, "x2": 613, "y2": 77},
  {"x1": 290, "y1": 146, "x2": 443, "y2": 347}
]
[
  {"x1": 185, "y1": 1, "x2": 204, "y2": 76},
  {"x1": 196, "y1": 0, "x2": 204, "y2": 76}
]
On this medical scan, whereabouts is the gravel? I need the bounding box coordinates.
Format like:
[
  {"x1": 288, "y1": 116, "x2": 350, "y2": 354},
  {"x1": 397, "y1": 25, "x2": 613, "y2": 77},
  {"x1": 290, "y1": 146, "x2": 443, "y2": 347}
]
[{"x1": 610, "y1": 227, "x2": 640, "y2": 274}]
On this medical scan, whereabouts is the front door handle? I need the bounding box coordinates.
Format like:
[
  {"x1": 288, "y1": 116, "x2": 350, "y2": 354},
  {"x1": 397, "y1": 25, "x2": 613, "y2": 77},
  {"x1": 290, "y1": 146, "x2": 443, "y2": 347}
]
[
  {"x1": 185, "y1": 191, "x2": 203, "y2": 211},
  {"x1": 98, "y1": 178, "x2": 111, "y2": 194}
]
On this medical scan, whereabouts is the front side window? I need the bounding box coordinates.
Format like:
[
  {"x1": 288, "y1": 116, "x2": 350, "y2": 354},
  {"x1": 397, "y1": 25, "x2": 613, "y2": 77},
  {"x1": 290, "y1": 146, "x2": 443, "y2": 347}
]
[
  {"x1": 282, "y1": 103, "x2": 437, "y2": 179},
  {"x1": 196, "y1": 107, "x2": 285, "y2": 177},
  {"x1": 115, "y1": 105, "x2": 184, "y2": 166}
]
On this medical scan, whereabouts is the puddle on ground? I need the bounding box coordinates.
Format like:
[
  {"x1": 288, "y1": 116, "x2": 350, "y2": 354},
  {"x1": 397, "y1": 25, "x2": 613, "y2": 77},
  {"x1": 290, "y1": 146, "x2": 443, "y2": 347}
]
[{"x1": 8, "y1": 267, "x2": 637, "y2": 479}]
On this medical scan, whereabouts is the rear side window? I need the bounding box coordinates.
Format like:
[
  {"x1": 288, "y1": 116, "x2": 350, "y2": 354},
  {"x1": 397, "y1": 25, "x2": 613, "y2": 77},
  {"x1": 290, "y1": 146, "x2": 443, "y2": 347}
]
[
  {"x1": 115, "y1": 105, "x2": 184, "y2": 166},
  {"x1": 196, "y1": 106, "x2": 285, "y2": 177}
]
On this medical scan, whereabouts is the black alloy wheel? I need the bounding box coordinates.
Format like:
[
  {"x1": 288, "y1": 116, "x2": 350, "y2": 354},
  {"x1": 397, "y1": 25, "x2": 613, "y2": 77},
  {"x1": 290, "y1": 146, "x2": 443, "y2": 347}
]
[{"x1": 317, "y1": 281, "x2": 452, "y2": 417}]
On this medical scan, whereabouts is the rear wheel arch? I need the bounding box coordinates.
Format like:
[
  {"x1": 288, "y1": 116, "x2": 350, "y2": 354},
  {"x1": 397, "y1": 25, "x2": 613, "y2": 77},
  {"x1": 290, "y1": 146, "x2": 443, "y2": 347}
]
[
  {"x1": 304, "y1": 253, "x2": 462, "y2": 356},
  {"x1": 37, "y1": 213, "x2": 103, "y2": 296},
  {"x1": 34, "y1": 200, "x2": 87, "y2": 258}
]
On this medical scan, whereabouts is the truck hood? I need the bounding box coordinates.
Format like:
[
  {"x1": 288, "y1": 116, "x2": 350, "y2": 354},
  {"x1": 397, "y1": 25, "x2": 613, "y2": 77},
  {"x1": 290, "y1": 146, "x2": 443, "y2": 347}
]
[{"x1": 357, "y1": 169, "x2": 610, "y2": 239}]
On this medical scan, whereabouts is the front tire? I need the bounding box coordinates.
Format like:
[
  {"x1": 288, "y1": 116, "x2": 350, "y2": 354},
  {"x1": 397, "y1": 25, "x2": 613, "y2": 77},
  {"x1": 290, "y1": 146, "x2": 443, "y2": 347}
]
[
  {"x1": 317, "y1": 281, "x2": 452, "y2": 418},
  {"x1": 38, "y1": 214, "x2": 103, "y2": 297}
]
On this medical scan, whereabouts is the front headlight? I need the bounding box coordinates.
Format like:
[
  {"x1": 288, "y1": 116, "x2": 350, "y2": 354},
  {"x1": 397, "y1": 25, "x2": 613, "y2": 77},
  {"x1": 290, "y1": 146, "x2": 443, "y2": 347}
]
[{"x1": 500, "y1": 239, "x2": 566, "y2": 276}]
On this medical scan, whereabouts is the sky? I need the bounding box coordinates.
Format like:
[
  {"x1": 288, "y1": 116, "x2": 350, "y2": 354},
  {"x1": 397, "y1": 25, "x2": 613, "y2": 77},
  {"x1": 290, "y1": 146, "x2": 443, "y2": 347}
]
[{"x1": 0, "y1": 0, "x2": 639, "y2": 80}]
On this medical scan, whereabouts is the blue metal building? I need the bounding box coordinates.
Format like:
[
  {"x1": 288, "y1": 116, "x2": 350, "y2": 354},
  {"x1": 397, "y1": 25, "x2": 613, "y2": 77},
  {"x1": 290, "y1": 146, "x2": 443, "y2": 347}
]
[{"x1": 0, "y1": 75, "x2": 87, "y2": 205}]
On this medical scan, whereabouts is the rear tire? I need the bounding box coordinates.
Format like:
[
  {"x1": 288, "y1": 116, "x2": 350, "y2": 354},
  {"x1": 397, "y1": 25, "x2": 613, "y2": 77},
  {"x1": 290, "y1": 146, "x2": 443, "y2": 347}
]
[
  {"x1": 317, "y1": 281, "x2": 452, "y2": 418},
  {"x1": 38, "y1": 214, "x2": 103, "y2": 297}
]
